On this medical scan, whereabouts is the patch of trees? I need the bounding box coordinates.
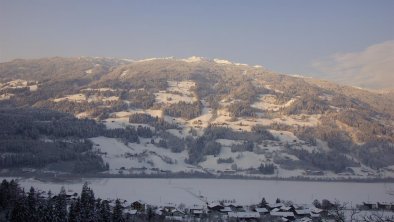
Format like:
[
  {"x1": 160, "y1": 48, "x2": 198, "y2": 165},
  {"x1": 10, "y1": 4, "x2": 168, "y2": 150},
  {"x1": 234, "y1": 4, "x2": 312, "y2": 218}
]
[
  {"x1": 157, "y1": 132, "x2": 185, "y2": 153},
  {"x1": 258, "y1": 163, "x2": 275, "y2": 174},
  {"x1": 282, "y1": 96, "x2": 329, "y2": 115},
  {"x1": 203, "y1": 126, "x2": 276, "y2": 143},
  {"x1": 103, "y1": 127, "x2": 139, "y2": 143},
  {"x1": 251, "y1": 125, "x2": 277, "y2": 141},
  {"x1": 136, "y1": 126, "x2": 153, "y2": 138},
  {"x1": 336, "y1": 110, "x2": 394, "y2": 143},
  {"x1": 185, "y1": 137, "x2": 222, "y2": 164},
  {"x1": 355, "y1": 141, "x2": 394, "y2": 169},
  {"x1": 0, "y1": 136, "x2": 107, "y2": 173},
  {"x1": 121, "y1": 90, "x2": 156, "y2": 109},
  {"x1": 0, "y1": 180, "x2": 134, "y2": 222},
  {"x1": 128, "y1": 113, "x2": 178, "y2": 131},
  {"x1": 294, "y1": 119, "x2": 353, "y2": 153},
  {"x1": 33, "y1": 100, "x2": 96, "y2": 115},
  {"x1": 6, "y1": 79, "x2": 89, "y2": 108},
  {"x1": 129, "y1": 113, "x2": 157, "y2": 124},
  {"x1": 82, "y1": 89, "x2": 120, "y2": 98},
  {"x1": 231, "y1": 141, "x2": 254, "y2": 152},
  {"x1": 284, "y1": 149, "x2": 359, "y2": 173},
  {"x1": 331, "y1": 94, "x2": 369, "y2": 110},
  {"x1": 0, "y1": 109, "x2": 105, "y2": 140},
  {"x1": 95, "y1": 77, "x2": 168, "y2": 93},
  {"x1": 163, "y1": 101, "x2": 202, "y2": 119},
  {"x1": 229, "y1": 81, "x2": 261, "y2": 103},
  {"x1": 0, "y1": 108, "x2": 144, "y2": 172},
  {"x1": 217, "y1": 157, "x2": 234, "y2": 164},
  {"x1": 227, "y1": 101, "x2": 255, "y2": 117}
]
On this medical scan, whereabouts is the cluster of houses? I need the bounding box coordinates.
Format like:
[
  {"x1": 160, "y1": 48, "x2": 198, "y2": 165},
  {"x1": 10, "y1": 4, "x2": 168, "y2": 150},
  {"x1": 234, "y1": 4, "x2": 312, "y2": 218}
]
[
  {"x1": 121, "y1": 200, "x2": 325, "y2": 221},
  {"x1": 206, "y1": 202, "x2": 323, "y2": 222},
  {"x1": 363, "y1": 202, "x2": 394, "y2": 211}
]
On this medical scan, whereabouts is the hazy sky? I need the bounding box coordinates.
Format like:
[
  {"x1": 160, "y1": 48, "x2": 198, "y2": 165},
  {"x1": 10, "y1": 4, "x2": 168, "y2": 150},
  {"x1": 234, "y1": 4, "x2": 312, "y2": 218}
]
[{"x1": 1, "y1": 0, "x2": 393, "y2": 86}]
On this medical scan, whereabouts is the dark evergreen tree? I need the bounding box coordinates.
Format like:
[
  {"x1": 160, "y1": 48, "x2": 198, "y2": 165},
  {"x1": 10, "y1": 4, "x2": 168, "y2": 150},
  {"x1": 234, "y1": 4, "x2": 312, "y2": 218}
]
[
  {"x1": 112, "y1": 199, "x2": 124, "y2": 222},
  {"x1": 80, "y1": 183, "x2": 95, "y2": 222},
  {"x1": 98, "y1": 200, "x2": 111, "y2": 222},
  {"x1": 54, "y1": 187, "x2": 68, "y2": 222},
  {"x1": 313, "y1": 199, "x2": 322, "y2": 209},
  {"x1": 68, "y1": 198, "x2": 82, "y2": 222},
  {"x1": 0, "y1": 179, "x2": 9, "y2": 209},
  {"x1": 260, "y1": 197, "x2": 268, "y2": 207},
  {"x1": 10, "y1": 195, "x2": 28, "y2": 222},
  {"x1": 42, "y1": 191, "x2": 55, "y2": 222},
  {"x1": 27, "y1": 187, "x2": 37, "y2": 220}
]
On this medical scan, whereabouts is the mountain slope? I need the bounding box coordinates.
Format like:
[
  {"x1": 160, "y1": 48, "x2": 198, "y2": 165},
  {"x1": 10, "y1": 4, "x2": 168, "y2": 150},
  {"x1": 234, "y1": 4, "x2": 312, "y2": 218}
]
[{"x1": 0, "y1": 57, "x2": 393, "y2": 179}]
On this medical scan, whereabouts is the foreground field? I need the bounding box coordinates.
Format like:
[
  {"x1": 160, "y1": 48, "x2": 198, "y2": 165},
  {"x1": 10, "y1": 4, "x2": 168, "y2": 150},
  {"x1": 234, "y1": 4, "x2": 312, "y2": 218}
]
[{"x1": 3, "y1": 177, "x2": 393, "y2": 206}]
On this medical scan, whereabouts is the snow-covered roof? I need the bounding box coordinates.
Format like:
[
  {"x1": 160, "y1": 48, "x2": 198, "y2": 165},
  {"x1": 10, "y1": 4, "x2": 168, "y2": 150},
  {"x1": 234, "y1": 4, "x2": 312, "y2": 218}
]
[
  {"x1": 310, "y1": 213, "x2": 321, "y2": 218},
  {"x1": 295, "y1": 209, "x2": 311, "y2": 215},
  {"x1": 124, "y1": 209, "x2": 137, "y2": 215},
  {"x1": 170, "y1": 208, "x2": 185, "y2": 214},
  {"x1": 311, "y1": 207, "x2": 323, "y2": 214},
  {"x1": 268, "y1": 203, "x2": 285, "y2": 209},
  {"x1": 298, "y1": 217, "x2": 312, "y2": 222},
  {"x1": 270, "y1": 211, "x2": 295, "y2": 217},
  {"x1": 191, "y1": 209, "x2": 203, "y2": 214},
  {"x1": 228, "y1": 212, "x2": 260, "y2": 219},
  {"x1": 208, "y1": 203, "x2": 222, "y2": 208},
  {"x1": 255, "y1": 207, "x2": 269, "y2": 213},
  {"x1": 280, "y1": 206, "x2": 292, "y2": 211},
  {"x1": 220, "y1": 206, "x2": 233, "y2": 212}
]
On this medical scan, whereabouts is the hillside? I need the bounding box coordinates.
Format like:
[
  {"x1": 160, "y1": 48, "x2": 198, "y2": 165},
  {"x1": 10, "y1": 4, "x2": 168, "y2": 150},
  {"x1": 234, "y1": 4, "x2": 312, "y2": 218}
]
[{"x1": 0, "y1": 57, "x2": 393, "y2": 180}]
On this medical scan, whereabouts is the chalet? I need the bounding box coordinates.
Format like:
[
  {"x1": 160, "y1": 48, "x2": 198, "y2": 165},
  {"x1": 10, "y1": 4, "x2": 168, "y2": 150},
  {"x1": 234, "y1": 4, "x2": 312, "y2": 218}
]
[
  {"x1": 270, "y1": 211, "x2": 295, "y2": 220},
  {"x1": 280, "y1": 205, "x2": 294, "y2": 212},
  {"x1": 295, "y1": 209, "x2": 311, "y2": 217},
  {"x1": 267, "y1": 202, "x2": 285, "y2": 210},
  {"x1": 131, "y1": 200, "x2": 146, "y2": 212},
  {"x1": 310, "y1": 212, "x2": 321, "y2": 219},
  {"x1": 254, "y1": 207, "x2": 269, "y2": 215},
  {"x1": 377, "y1": 202, "x2": 392, "y2": 210},
  {"x1": 362, "y1": 202, "x2": 377, "y2": 209},
  {"x1": 208, "y1": 203, "x2": 224, "y2": 212},
  {"x1": 220, "y1": 206, "x2": 233, "y2": 213},
  {"x1": 224, "y1": 203, "x2": 244, "y2": 212},
  {"x1": 190, "y1": 208, "x2": 204, "y2": 217},
  {"x1": 189, "y1": 205, "x2": 205, "y2": 217},
  {"x1": 169, "y1": 208, "x2": 185, "y2": 217},
  {"x1": 310, "y1": 208, "x2": 323, "y2": 214}
]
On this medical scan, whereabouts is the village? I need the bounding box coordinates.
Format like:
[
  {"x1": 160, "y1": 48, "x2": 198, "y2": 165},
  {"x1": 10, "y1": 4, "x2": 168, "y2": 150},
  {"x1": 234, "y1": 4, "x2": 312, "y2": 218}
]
[{"x1": 106, "y1": 198, "x2": 394, "y2": 221}]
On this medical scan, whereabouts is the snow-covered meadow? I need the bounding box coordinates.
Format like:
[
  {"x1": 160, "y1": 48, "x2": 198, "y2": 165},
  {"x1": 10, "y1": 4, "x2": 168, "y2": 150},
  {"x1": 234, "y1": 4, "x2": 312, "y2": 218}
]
[{"x1": 3, "y1": 177, "x2": 393, "y2": 207}]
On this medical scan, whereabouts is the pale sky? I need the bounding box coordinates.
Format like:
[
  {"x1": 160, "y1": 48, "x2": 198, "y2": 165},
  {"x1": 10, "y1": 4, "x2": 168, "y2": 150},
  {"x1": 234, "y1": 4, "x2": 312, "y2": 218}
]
[{"x1": 1, "y1": 0, "x2": 393, "y2": 88}]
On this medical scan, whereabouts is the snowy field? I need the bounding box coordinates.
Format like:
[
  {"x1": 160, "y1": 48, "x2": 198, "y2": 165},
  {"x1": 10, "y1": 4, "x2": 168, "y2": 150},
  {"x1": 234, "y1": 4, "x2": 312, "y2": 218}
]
[{"x1": 2, "y1": 177, "x2": 393, "y2": 206}]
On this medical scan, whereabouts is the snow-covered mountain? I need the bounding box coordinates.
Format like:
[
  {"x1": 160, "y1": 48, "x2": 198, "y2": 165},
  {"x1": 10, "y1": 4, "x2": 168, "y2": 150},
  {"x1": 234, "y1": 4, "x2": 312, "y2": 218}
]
[{"x1": 0, "y1": 57, "x2": 393, "y2": 179}]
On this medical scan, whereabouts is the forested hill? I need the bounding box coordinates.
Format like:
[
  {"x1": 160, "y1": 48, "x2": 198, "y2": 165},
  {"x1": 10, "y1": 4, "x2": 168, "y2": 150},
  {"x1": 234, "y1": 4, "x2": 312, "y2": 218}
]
[{"x1": 0, "y1": 57, "x2": 393, "y2": 179}]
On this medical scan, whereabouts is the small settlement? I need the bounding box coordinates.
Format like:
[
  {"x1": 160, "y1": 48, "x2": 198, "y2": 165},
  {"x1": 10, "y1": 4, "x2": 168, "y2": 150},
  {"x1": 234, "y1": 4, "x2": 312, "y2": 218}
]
[{"x1": 103, "y1": 198, "x2": 394, "y2": 222}]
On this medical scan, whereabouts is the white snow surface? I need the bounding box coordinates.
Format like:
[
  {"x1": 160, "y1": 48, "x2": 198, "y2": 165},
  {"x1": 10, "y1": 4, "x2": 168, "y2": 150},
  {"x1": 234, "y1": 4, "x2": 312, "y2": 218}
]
[
  {"x1": 5, "y1": 177, "x2": 393, "y2": 206},
  {"x1": 90, "y1": 137, "x2": 200, "y2": 174}
]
